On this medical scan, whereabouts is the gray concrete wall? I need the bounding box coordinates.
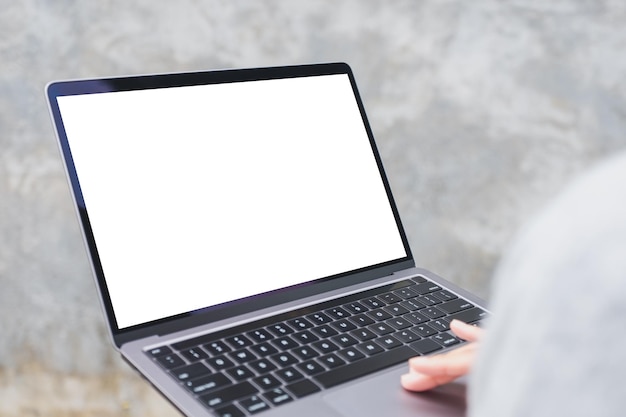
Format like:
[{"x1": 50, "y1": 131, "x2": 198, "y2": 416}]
[{"x1": 1, "y1": 1, "x2": 625, "y2": 415}]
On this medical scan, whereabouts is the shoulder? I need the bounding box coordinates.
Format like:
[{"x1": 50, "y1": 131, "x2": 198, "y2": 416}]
[{"x1": 469, "y1": 151, "x2": 626, "y2": 417}]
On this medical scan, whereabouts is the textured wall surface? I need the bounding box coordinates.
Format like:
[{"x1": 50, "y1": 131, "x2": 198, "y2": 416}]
[{"x1": 2, "y1": 1, "x2": 626, "y2": 416}]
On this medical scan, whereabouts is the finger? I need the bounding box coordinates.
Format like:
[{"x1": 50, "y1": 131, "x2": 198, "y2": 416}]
[
  {"x1": 449, "y1": 319, "x2": 484, "y2": 342},
  {"x1": 407, "y1": 345, "x2": 476, "y2": 377},
  {"x1": 401, "y1": 372, "x2": 457, "y2": 392}
]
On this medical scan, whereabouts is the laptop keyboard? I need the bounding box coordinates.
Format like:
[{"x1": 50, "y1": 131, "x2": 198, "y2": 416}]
[{"x1": 146, "y1": 276, "x2": 488, "y2": 416}]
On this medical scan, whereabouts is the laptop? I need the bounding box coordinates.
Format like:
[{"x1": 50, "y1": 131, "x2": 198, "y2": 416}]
[{"x1": 46, "y1": 62, "x2": 489, "y2": 417}]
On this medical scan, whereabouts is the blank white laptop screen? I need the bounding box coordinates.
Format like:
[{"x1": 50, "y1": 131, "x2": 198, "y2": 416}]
[{"x1": 57, "y1": 73, "x2": 407, "y2": 329}]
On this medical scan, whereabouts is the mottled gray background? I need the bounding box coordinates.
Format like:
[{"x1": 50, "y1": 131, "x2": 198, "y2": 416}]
[{"x1": 2, "y1": 1, "x2": 626, "y2": 416}]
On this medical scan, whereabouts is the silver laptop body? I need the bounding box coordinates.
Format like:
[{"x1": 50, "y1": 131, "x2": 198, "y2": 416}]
[{"x1": 46, "y1": 62, "x2": 488, "y2": 417}]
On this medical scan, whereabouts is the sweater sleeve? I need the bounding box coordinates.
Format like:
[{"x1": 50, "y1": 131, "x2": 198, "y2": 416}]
[{"x1": 468, "y1": 151, "x2": 626, "y2": 417}]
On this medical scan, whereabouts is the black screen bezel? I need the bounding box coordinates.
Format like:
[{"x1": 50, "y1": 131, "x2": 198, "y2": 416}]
[{"x1": 46, "y1": 62, "x2": 414, "y2": 347}]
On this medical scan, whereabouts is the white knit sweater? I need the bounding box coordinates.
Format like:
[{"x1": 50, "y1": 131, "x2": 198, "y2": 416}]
[{"x1": 469, "y1": 150, "x2": 626, "y2": 416}]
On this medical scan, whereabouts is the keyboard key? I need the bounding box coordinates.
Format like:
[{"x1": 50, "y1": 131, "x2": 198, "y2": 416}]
[
  {"x1": 249, "y1": 359, "x2": 277, "y2": 374},
  {"x1": 418, "y1": 295, "x2": 441, "y2": 306},
  {"x1": 271, "y1": 336, "x2": 299, "y2": 350},
  {"x1": 275, "y1": 367, "x2": 304, "y2": 383},
  {"x1": 306, "y1": 312, "x2": 332, "y2": 325},
  {"x1": 368, "y1": 322, "x2": 394, "y2": 336},
  {"x1": 413, "y1": 282, "x2": 442, "y2": 295},
  {"x1": 356, "y1": 341, "x2": 384, "y2": 356},
  {"x1": 367, "y1": 308, "x2": 392, "y2": 321},
  {"x1": 171, "y1": 362, "x2": 211, "y2": 381},
  {"x1": 292, "y1": 346, "x2": 319, "y2": 360},
  {"x1": 285, "y1": 379, "x2": 321, "y2": 398},
  {"x1": 180, "y1": 347, "x2": 209, "y2": 362},
  {"x1": 400, "y1": 299, "x2": 426, "y2": 311},
  {"x1": 263, "y1": 388, "x2": 293, "y2": 406},
  {"x1": 247, "y1": 329, "x2": 274, "y2": 343},
  {"x1": 250, "y1": 342, "x2": 278, "y2": 356},
  {"x1": 229, "y1": 348, "x2": 257, "y2": 364},
  {"x1": 446, "y1": 307, "x2": 489, "y2": 324},
  {"x1": 413, "y1": 324, "x2": 437, "y2": 337},
  {"x1": 199, "y1": 382, "x2": 258, "y2": 409},
  {"x1": 330, "y1": 318, "x2": 357, "y2": 332},
  {"x1": 343, "y1": 301, "x2": 369, "y2": 313},
  {"x1": 204, "y1": 341, "x2": 231, "y2": 355},
  {"x1": 421, "y1": 307, "x2": 446, "y2": 319},
  {"x1": 433, "y1": 289, "x2": 458, "y2": 301},
  {"x1": 338, "y1": 345, "x2": 366, "y2": 361},
  {"x1": 184, "y1": 373, "x2": 232, "y2": 395},
  {"x1": 394, "y1": 287, "x2": 418, "y2": 299},
  {"x1": 287, "y1": 317, "x2": 314, "y2": 330},
  {"x1": 385, "y1": 317, "x2": 412, "y2": 330},
  {"x1": 253, "y1": 374, "x2": 281, "y2": 390},
  {"x1": 207, "y1": 355, "x2": 235, "y2": 371},
  {"x1": 267, "y1": 323, "x2": 294, "y2": 336},
  {"x1": 379, "y1": 292, "x2": 402, "y2": 304},
  {"x1": 376, "y1": 335, "x2": 402, "y2": 349},
  {"x1": 403, "y1": 311, "x2": 428, "y2": 325},
  {"x1": 156, "y1": 353, "x2": 185, "y2": 369},
  {"x1": 226, "y1": 335, "x2": 253, "y2": 349},
  {"x1": 147, "y1": 346, "x2": 172, "y2": 357},
  {"x1": 350, "y1": 328, "x2": 377, "y2": 341},
  {"x1": 227, "y1": 365, "x2": 255, "y2": 381},
  {"x1": 409, "y1": 339, "x2": 442, "y2": 355},
  {"x1": 214, "y1": 404, "x2": 245, "y2": 417},
  {"x1": 312, "y1": 340, "x2": 339, "y2": 354},
  {"x1": 362, "y1": 297, "x2": 385, "y2": 309},
  {"x1": 239, "y1": 395, "x2": 269, "y2": 414},
  {"x1": 298, "y1": 360, "x2": 326, "y2": 376},
  {"x1": 325, "y1": 307, "x2": 350, "y2": 319},
  {"x1": 438, "y1": 299, "x2": 474, "y2": 314},
  {"x1": 394, "y1": 329, "x2": 420, "y2": 343},
  {"x1": 429, "y1": 319, "x2": 450, "y2": 332},
  {"x1": 431, "y1": 333, "x2": 461, "y2": 348},
  {"x1": 318, "y1": 353, "x2": 346, "y2": 368},
  {"x1": 349, "y1": 313, "x2": 375, "y2": 326},
  {"x1": 292, "y1": 330, "x2": 318, "y2": 344},
  {"x1": 310, "y1": 324, "x2": 338, "y2": 338},
  {"x1": 384, "y1": 304, "x2": 409, "y2": 316},
  {"x1": 330, "y1": 334, "x2": 358, "y2": 348},
  {"x1": 314, "y1": 345, "x2": 416, "y2": 388},
  {"x1": 270, "y1": 352, "x2": 299, "y2": 367},
  {"x1": 411, "y1": 276, "x2": 428, "y2": 284}
]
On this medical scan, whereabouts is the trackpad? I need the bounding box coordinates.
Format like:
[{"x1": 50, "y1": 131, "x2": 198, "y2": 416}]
[{"x1": 322, "y1": 366, "x2": 467, "y2": 417}]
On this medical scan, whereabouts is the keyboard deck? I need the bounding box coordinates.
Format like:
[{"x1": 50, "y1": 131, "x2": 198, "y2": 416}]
[{"x1": 146, "y1": 276, "x2": 488, "y2": 416}]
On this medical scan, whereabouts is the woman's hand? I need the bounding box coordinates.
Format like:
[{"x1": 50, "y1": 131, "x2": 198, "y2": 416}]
[{"x1": 401, "y1": 319, "x2": 484, "y2": 392}]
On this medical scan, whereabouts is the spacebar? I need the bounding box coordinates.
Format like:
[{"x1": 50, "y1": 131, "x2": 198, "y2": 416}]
[{"x1": 314, "y1": 346, "x2": 416, "y2": 389}]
